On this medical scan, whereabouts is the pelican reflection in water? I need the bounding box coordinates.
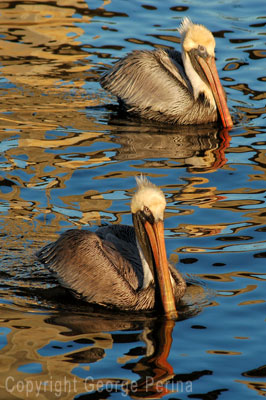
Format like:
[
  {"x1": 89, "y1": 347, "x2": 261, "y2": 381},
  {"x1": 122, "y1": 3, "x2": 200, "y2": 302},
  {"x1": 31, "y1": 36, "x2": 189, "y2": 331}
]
[
  {"x1": 37, "y1": 176, "x2": 186, "y2": 319},
  {"x1": 100, "y1": 17, "x2": 233, "y2": 127}
]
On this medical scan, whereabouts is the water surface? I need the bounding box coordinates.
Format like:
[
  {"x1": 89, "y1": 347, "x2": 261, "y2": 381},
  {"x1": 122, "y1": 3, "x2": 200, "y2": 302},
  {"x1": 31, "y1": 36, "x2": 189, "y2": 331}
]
[{"x1": 0, "y1": 0, "x2": 266, "y2": 399}]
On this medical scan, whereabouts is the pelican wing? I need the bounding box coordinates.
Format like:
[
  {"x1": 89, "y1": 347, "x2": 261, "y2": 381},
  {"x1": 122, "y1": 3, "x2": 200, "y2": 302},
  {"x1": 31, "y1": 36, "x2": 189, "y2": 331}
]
[
  {"x1": 96, "y1": 224, "x2": 144, "y2": 285},
  {"x1": 100, "y1": 49, "x2": 194, "y2": 123},
  {"x1": 36, "y1": 229, "x2": 141, "y2": 309}
]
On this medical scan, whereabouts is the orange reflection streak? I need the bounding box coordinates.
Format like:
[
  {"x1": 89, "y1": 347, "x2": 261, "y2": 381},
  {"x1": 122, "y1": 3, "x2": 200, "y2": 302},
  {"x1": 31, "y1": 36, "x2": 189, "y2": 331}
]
[
  {"x1": 127, "y1": 320, "x2": 176, "y2": 399},
  {"x1": 235, "y1": 380, "x2": 266, "y2": 398}
]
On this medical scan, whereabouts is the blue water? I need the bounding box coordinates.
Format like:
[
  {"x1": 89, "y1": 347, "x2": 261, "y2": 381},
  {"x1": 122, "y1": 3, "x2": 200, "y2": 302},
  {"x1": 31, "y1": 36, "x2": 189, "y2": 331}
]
[{"x1": 0, "y1": 0, "x2": 265, "y2": 399}]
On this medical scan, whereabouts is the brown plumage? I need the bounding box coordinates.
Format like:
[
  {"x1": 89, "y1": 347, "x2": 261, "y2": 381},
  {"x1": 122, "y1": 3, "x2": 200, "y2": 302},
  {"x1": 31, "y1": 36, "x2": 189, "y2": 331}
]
[
  {"x1": 100, "y1": 17, "x2": 233, "y2": 127},
  {"x1": 37, "y1": 177, "x2": 186, "y2": 318}
]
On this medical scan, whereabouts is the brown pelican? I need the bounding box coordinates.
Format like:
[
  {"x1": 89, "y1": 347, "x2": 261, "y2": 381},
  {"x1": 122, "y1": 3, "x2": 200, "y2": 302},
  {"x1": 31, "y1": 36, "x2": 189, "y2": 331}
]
[
  {"x1": 100, "y1": 17, "x2": 233, "y2": 128},
  {"x1": 37, "y1": 176, "x2": 186, "y2": 319}
]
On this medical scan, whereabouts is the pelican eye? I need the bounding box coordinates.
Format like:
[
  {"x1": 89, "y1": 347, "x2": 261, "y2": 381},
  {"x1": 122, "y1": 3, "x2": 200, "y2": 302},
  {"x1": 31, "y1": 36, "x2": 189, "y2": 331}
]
[
  {"x1": 142, "y1": 206, "x2": 154, "y2": 224},
  {"x1": 197, "y1": 45, "x2": 207, "y2": 58},
  {"x1": 143, "y1": 205, "x2": 151, "y2": 217}
]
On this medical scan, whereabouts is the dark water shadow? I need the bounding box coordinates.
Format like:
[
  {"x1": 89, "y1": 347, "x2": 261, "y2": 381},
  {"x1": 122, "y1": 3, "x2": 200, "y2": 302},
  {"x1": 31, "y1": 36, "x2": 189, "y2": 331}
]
[
  {"x1": 44, "y1": 311, "x2": 208, "y2": 398},
  {"x1": 92, "y1": 107, "x2": 232, "y2": 173}
]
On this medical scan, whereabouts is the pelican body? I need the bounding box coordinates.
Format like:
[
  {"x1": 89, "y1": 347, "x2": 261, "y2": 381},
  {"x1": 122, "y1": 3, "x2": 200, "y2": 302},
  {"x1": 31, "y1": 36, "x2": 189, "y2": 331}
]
[
  {"x1": 37, "y1": 177, "x2": 186, "y2": 318},
  {"x1": 100, "y1": 17, "x2": 233, "y2": 127}
]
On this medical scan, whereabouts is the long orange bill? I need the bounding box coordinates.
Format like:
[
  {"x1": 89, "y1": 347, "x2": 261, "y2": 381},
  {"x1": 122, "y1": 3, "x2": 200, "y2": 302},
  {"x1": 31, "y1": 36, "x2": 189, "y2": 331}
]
[
  {"x1": 198, "y1": 55, "x2": 233, "y2": 129},
  {"x1": 144, "y1": 219, "x2": 178, "y2": 320}
]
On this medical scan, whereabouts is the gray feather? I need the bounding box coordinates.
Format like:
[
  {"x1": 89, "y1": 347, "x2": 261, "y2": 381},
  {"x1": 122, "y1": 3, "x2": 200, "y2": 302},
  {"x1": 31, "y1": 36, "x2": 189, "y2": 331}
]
[
  {"x1": 37, "y1": 227, "x2": 186, "y2": 311},
  {"x1": 100, "y1": 49, "x2": 218, "y2": 125}
]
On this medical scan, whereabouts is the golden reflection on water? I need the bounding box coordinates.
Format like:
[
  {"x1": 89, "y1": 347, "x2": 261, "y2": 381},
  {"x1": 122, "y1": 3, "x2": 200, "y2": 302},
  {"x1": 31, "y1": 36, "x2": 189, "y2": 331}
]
[
  {"x1": 0, "y1": 0, "x2": 100, "y2": 87},
  {"x1": 1, "y1": 0, "x2": 265, "y2": 246},
  {"x1": 0, "y1": 307, "x2": 193, "y2": 399},
  {"x1": 0, "y1": 308, "x2": 115, "y2": 399},
  {"x1": 0, "y1": 0, "x2": 106, "y2": 140}
]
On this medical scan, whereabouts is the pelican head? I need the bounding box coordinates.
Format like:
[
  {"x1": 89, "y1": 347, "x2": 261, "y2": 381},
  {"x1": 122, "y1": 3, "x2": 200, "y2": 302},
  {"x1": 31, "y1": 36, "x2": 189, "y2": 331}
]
[
  {"x1": 131, "y1": 176, "x2": 177, "y2": 319},
  {"x1": 178, "y1": 17, "x2": 233, "y2": 128},
  {"x1": 131, "y1": 176, "x2": 166, "y2": 221}
]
